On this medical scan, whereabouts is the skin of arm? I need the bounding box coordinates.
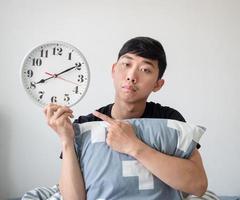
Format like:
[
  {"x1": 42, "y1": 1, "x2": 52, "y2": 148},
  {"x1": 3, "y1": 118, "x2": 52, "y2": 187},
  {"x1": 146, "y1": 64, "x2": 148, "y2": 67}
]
[
  {"x1": 44, "y1": 104, "x2": 86, "y2": 200},
  {"x1": 131, "y1": 142, "x2": 208, "y2": 196},
  {"x1": 93, "y1": 111, "x2": 208, "y2": 197}
]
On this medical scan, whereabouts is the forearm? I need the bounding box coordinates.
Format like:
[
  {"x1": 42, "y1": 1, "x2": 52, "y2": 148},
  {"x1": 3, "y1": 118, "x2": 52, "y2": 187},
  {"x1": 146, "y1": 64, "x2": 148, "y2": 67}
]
[
  {"x1": 59, "y1": 141, "x2": 86, "y2": 200},
  {"x1": 131, "y1": 141, "x2": 207, "y2": 196}
]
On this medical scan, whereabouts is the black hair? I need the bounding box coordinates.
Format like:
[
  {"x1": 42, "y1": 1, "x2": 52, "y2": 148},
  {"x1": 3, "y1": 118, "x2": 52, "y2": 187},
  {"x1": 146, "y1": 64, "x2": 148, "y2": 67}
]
[{"x1": 118, "y1": 36, "x2": 167, "y2": 79}]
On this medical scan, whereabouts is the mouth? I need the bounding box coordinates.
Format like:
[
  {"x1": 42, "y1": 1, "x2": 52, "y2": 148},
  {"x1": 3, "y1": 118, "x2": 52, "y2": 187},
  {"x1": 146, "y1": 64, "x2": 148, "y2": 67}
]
[{"x1": 122, "y1": 85, "x2": 137, "y2": 92}]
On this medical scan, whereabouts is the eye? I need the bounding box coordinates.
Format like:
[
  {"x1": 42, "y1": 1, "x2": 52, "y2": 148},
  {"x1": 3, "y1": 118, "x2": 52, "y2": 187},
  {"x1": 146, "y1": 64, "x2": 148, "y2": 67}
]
[
  {"x1": 141, "y1": 68, "x2": 151, "y2": 73},
  {"x1": 122, "y1": 62, "x2": 130, "y2": 67}
]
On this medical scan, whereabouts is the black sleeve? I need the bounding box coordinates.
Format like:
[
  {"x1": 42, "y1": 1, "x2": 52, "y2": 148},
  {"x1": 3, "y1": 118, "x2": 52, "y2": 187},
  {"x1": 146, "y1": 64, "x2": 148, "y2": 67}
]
[
  {"x1": 73, "y1": 104, "x2": 112, "y2": 124},
  {"x1": 159, "y1": 106, "x2": 186, "y2": 122},
  {"x1": 167, "y1": 109, "x2": 186, "y2": 122},
  {"x1": 74, "y1": 113, "x2": 101, "y2": 124}
]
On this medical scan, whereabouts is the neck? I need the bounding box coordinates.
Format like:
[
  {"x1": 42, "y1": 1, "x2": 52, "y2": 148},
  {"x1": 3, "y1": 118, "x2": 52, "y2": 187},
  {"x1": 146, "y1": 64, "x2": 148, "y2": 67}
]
[{"x1": 111, "y1": 99, "x2": 146, "y2": 120}]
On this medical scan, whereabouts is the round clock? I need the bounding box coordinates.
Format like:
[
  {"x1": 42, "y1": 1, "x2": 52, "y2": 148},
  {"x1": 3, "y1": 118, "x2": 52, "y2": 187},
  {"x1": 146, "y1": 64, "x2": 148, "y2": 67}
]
[{"x1": 20, "y1": 41, "x2": 90, "y2": 107}]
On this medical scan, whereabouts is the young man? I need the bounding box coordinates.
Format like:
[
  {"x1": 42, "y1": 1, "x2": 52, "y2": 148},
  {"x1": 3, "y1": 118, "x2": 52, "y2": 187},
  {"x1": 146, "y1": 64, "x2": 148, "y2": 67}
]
[{"x1": 44, "y1": 37, "x2": 208, "y2": 200}]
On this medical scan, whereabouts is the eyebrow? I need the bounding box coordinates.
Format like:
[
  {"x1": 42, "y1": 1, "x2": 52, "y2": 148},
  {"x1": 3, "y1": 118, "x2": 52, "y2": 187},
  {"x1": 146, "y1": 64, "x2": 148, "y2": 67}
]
[{"x1": 121, "y1": 55, "x2": 156, "y2": 68}]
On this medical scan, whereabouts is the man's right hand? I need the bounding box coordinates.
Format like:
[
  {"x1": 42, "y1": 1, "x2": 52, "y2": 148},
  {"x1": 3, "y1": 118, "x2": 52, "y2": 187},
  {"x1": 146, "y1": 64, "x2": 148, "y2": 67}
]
[{"x1": 43, "y1": 103, "x2": 75, "y2": 144}]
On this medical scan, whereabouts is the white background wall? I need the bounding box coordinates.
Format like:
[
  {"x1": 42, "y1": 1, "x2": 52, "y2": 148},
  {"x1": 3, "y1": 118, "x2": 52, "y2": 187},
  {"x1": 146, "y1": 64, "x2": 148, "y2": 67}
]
[{"x1": 0, "y1": 0, "x2": 239, "y2": 199}]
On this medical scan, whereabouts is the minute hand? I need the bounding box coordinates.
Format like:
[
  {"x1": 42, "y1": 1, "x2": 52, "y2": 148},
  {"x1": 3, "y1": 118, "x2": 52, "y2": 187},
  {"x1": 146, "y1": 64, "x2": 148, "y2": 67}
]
[{"x1": 55, "y1": 66, "x2": 76, "y2": 76}]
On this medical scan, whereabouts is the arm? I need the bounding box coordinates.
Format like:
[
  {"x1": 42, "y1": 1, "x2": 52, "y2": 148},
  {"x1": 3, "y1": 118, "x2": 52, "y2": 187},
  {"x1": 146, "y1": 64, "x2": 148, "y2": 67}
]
[
  {"x1": 59, "y1": 140, "x2": 86, "y2": 200},
  {"x1": 130, "y1": 141, "x2": 208, "y2": 196},
  {"x1": 44, "y1": 104, "x2": 86, "y2": 200},
  {"x1": 93, "y1": 111, "x2": 208, "y2": 197}
]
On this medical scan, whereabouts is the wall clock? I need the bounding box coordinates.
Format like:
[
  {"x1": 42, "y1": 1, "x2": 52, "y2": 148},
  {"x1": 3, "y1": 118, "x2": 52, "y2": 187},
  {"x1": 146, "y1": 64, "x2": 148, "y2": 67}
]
[{"x1": 20, "y1": 41, "x2": 90, "y2": 107}]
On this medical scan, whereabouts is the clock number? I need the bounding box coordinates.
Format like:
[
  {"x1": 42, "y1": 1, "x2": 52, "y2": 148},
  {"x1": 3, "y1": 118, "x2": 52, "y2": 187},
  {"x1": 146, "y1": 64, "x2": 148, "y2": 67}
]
[
  {"x1": 68, "y1": 52, "x2": 72, "y2": 60},
  {"x1": 73, "y1": 86, "x2": 79, "y2": 94},
  {"x1": 29, "y1": 82, "x2": 36, "y2": 89},
  {"x1": 40, "y1": 49, "x2": 48, "y2": 58},
  {"x1": 78, "y1": 75, "x2": 84, "y2": 83},
  {"x1": 51, "y1": 96, "x2": 57, "y2": 103},
  {"x1": 64, "y1": 94, "x2": 70, "y2": 102},
  {"x1": 38, "y1": 91, "x2": 44, "y2": 100},
  {"x1": 26, "y1": 69, "x2": 33, "y2": 78},
  {"x1": 32, "y1": 58, "x2": 42, "y2": 66},
  {"x1": 75, "y1": 62, "x2": 82, "y2": 70},
  {"x1": 53, "y1": 47, "x2": 63, "y2": 56}
]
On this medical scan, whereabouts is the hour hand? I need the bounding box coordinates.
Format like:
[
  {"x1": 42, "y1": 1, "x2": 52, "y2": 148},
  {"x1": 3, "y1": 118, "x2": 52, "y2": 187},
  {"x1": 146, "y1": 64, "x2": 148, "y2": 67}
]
[
  {"x1": 35, "y1": 79, "x2": 45, "y2": 84},
  {"x1": 35, "y1": 76, "x2": 54, "y2": 84}
]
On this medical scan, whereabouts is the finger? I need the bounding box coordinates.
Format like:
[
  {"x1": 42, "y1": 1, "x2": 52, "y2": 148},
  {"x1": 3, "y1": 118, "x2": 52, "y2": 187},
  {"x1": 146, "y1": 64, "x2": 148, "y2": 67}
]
[
  {"x1": 52, "y1": 112, "x2": 73, "y2": 127},
  {"x1": 43, "y1": 103, "x2": 54, "y2": 115},
  {"x1": 58, "y1": 109, "x2": 74, "y2": 119},
  {"x1": 59, "y1": 112, "x2": 74, "y2": 122},
  {"x1": 92, "y1": 111, "x2": 115, "y2": 125},
  {"x1": 44, "y1": 104, "x2": 59, "y2": 118},
  {"x1": 52, "y1": 106, "x2": 73, "y2": 120},
  {"x1": 50, "y1": 110, "x2": 73, "y2": 122}
]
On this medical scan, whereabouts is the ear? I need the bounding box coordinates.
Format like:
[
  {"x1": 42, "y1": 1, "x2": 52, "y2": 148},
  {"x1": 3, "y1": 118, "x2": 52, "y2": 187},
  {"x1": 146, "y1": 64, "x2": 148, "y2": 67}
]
[
  {"x1": 111, "y1": 63, "x2": 117, "y2": 77},
  {"x1": 153, "y1": 79, "x2": 165, "y2": 92}
]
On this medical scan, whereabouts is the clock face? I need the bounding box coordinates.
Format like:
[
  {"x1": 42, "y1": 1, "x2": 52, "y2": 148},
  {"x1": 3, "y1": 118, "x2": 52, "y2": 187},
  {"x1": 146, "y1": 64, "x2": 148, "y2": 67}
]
[{"x1": 21, "y1": 41, "x2": 90, "y2": 107}]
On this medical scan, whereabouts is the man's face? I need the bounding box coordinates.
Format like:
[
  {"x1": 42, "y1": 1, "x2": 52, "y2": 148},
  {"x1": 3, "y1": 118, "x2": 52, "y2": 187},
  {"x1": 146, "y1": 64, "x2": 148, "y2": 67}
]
[{"x1": 112, "y1": 53, "x2": 164, "y2": 103}]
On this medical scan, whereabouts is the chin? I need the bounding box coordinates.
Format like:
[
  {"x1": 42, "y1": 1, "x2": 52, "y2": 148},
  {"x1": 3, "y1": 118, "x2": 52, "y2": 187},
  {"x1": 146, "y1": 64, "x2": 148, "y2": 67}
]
[
  {"x1": 116, "y1": 90, "x2": 148, "y2": 103},
  {"x1": 121, "y1": 95, "x2": 147, "y2": 104}
]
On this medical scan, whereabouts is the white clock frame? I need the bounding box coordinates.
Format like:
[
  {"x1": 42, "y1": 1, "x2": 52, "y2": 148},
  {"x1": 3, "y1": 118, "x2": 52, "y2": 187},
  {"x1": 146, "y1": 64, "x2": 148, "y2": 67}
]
[{"x1": 20, "y1": 41, "x2": 90, "y2": 107}]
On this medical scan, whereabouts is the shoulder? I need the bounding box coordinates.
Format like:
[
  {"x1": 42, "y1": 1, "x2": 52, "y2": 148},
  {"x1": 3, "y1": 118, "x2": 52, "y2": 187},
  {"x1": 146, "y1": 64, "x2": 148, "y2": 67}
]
[
  {"x1": 73, "y1": 103, "x2": 113, "y2": 124},
  {"x1": 143, "y1": 101, "x2": 186, "y2": 122}
]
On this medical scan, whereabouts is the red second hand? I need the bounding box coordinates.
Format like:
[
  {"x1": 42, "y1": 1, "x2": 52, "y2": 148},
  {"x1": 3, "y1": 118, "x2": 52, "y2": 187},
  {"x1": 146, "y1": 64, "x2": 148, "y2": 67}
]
[{"x1": 45, "y1": 72, "x2": 81, "y2": 86}]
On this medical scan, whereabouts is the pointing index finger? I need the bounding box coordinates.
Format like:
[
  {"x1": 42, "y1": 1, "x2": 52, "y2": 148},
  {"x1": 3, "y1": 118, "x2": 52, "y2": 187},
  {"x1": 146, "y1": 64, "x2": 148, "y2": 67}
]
[{"x1": 93, "y1": 111, "x2": 115, "y2": 124}]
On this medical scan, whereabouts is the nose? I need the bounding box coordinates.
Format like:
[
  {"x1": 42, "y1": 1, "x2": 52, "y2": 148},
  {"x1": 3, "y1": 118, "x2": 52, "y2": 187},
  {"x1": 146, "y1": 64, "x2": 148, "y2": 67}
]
[
  {"x1": 126, "y1": 70, "x2": 137, "y2": 84},
  {"x1": 127, "y1": 77, "x2": 136, "y2": 84},
  {"x1": 126, "y1": 66, "x2": 138, "y2": 84}
]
